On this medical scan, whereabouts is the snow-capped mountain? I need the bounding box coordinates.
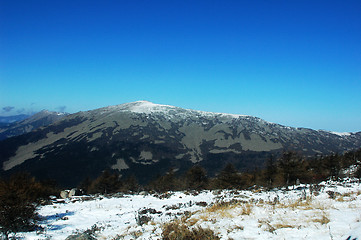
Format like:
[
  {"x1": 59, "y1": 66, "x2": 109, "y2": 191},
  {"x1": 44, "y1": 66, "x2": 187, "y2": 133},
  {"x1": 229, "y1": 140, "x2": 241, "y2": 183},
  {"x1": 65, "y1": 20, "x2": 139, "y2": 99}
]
[
  {"x1": 0, "y1": 110, "x2": 68, "y2": 140},
  {"x1": 0, "y1": 101, "x2": 360, "y2": 187}
]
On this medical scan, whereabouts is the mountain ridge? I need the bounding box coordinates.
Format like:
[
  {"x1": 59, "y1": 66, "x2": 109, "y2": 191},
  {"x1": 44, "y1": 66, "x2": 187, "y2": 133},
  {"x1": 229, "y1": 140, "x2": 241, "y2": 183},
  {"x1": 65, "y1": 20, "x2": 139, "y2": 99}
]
[
  {"x1": 0, "y1": 114, "x2": 30, "y2": 124},
  {"x1": 83, "y1": 101, "x2": 358, "y2": 135},
  {"x1": 0, "y1": 101, "x2": 360, "y2": 187}
]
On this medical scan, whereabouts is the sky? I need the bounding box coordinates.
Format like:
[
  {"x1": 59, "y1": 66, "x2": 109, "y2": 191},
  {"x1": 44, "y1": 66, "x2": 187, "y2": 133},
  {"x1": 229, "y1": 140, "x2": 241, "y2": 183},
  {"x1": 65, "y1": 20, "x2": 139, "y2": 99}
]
[{"x1": 0, "y1": 0, "x2": 360, "y2": 132}]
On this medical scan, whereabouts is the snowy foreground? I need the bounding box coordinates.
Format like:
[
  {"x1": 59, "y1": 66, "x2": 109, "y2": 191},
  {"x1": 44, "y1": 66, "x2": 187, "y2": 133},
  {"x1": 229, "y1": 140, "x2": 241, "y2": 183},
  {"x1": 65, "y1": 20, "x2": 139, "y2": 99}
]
[{"x1": 18, "y1": 179, "x2": 361, "y2": 239}]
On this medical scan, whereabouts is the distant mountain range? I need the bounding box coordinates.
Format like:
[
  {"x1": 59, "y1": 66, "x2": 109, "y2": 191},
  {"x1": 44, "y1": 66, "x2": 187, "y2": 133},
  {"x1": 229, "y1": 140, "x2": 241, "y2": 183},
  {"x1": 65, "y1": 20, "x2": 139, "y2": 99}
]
[
  {"x1": 0, "y1": 114, "x2": 30, "y2": 124},
  {"x1": 0, "y1": 110, "x2": 68, "y2": 140},
  {"x1": 0, "y1": 101, "x2": 360, "y2": 187}
]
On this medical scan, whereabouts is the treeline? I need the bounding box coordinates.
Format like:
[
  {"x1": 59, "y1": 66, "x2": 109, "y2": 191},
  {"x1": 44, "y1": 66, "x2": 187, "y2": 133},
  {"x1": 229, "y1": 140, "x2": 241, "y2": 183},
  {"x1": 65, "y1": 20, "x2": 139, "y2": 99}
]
[{"x1": 80, "y1": 148, "x2": 361, "y2": 194}]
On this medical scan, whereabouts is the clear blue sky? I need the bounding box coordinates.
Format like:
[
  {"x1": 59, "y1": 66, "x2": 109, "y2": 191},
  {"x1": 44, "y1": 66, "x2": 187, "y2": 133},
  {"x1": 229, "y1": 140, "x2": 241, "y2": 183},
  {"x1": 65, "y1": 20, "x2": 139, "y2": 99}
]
[{"x1": 1, "y1": 0, "x2": 360, "y2": 132}]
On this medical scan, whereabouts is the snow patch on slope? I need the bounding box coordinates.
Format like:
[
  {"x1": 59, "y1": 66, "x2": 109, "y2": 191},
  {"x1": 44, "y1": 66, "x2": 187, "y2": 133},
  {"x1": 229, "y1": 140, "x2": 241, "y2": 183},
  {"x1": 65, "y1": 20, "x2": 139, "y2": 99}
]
[{"x1": 330, "y1": 131, "x2": 352, "y2": 137}]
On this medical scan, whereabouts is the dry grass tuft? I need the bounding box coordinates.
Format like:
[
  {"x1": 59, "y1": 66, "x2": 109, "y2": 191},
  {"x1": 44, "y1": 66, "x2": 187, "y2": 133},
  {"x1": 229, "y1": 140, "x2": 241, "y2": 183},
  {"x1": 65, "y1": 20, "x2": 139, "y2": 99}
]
[
  {"x1": 240, "y1": 203, "x2": 253, "y2": 215},
  {"x1": 273, "y1": 223, "x2": 294, "y2": 229},
  {"x1": 131, "y1": 230, "x2": 143, "y2": 238},
  {"x1": 312, "y1": 212, "x2": 330, "y2": 225},
  {"x1": 336, "y1": 191, "x2": 357, "y2": 202},
  {"x1": 258, "y1": 219, "x2": 276, "y2": 233},
  {"x1": 278, "y1": 196, "x2": 313, "y2": 210},
  {"x1": 205, "y1": 200, "x2": 253, "y2": 218},
  {"x1": 187, "y1": 218, "x2": 199, "y2": 226},
  {"x1": 205, "y1": 201, "x2": 235, "y2": 218},
  {"x1": 258, "y1": 218, "x2": 297, "y2": 233},
  {"x1": 275, "y1": 196, "x2": 330, "y2": 211},
  {"x1": 207, "y1": 201, "x2": 236, "y2": 212},
  {"x1": 162, "y1": 220, "x2": 220, "y2": 240}
]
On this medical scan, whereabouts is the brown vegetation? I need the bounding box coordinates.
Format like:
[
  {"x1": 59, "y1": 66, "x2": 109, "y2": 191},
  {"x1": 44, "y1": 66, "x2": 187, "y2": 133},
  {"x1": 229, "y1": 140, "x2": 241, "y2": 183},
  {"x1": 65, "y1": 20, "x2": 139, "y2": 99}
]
[{"x1": 162, "y1": 220, "x2": 220, "y2": 240}]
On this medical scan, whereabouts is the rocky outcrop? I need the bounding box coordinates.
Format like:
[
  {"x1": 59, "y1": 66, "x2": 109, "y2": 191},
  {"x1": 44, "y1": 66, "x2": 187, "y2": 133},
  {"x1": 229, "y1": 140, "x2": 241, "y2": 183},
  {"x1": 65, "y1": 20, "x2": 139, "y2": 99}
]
[{"x1": 60, "y1": 189, "x2": 81, "y2": 199}]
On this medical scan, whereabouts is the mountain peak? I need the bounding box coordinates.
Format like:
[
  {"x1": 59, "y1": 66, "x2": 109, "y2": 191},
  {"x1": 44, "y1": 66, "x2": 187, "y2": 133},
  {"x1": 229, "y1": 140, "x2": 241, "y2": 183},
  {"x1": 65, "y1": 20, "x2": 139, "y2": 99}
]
[
  {"x1": 98, "y1": 101, "x2": 251, "y2": 121},
  {"x1": 100, "y1": 101, "x2": 177, "y2": 115},
  {"x1": 126, "y1": 101, "x2": 175, "y2": 114}
]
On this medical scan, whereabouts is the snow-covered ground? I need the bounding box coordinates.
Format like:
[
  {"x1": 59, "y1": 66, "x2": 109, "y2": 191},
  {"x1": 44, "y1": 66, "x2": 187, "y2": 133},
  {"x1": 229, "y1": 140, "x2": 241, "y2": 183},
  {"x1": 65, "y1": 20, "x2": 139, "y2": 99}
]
[{"x1": 14, "y1": 179, "x2": 361, "y2": 239}]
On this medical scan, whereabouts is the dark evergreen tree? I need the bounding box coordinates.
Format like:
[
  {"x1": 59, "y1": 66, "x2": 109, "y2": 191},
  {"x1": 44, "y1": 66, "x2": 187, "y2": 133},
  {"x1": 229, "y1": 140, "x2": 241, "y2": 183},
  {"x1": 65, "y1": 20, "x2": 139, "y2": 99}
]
[
  {"x1": 185, "y1": 166, "x2": 208, "y2": 190},
  {"x1": 264, "y1": 155, "x2": 277, "y2": 188},
  {"x1": 215, "y1": 163, "x2": 242, "y2": 189},
  {"x1": 354, "y1": 167, "x2": 361, "y2": 179},
  {"x1": 88, "y1": 170, "x2": 121, "y2": 194},
  {"x1": 78, "y1": 176, "x2": 92, "y2": 194},
  {"x1": 0, "y1": 173, "x2": 56, "y2": 239},
  {"x1": 324, "y1": 154, "x2": 341, "y2": 180},
  {"x1": 121, "y1": 175, "x2": 140, "y2": 192},
  {"x1": 148, "y1": 169, "x2": 181, "y2": 192},
  {"x1": 278, "y1": 151, "x2": 302, "y2": 186}
]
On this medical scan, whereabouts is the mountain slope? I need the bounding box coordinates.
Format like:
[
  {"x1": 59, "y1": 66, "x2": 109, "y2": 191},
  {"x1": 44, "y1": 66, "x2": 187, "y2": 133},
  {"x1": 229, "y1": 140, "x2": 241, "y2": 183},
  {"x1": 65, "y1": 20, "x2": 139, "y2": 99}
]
[
  {"x1": 0, "y1": 101, "x2": 360, "y2": 187},
  {"x1": 0, "y1": 110, "x2": 68, "y2": 140}
]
